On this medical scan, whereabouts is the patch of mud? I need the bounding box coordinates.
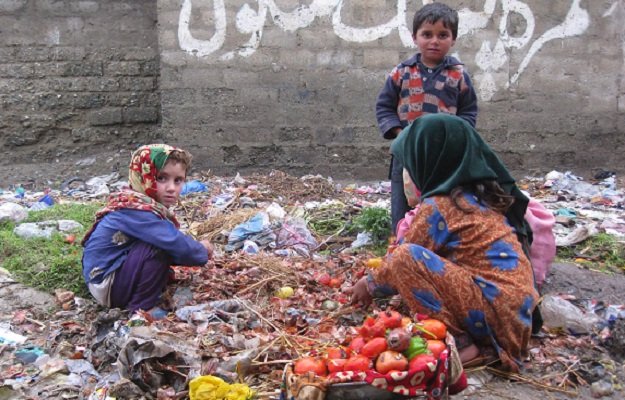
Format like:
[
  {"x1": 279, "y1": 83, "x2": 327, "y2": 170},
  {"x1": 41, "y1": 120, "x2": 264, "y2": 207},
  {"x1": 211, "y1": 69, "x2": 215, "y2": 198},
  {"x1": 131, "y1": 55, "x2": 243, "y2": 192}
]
[
  {"x1": 543, "y1": 262, "x2": 625, "y2": 304},
  {"x1": 0, "y1": 272, "x2": 55, "y2": 316},
  {"x1": 464, "y1": 262, "x2": 625, "y2": 399}
]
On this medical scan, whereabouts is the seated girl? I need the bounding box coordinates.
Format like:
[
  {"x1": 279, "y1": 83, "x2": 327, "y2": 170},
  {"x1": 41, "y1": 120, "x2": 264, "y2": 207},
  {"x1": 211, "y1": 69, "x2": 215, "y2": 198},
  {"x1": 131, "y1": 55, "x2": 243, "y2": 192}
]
[
  {"x1": 350, "y1": 114, "x2": 539, "y2": 371},
  {"x1": 82, "y1": 144, "x2": 212, "y2": 318}
]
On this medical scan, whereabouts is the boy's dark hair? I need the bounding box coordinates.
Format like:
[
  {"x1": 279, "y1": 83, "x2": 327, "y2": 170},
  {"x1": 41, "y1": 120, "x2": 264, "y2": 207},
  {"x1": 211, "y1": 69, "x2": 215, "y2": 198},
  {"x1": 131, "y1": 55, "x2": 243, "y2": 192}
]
[
  {"x1": 412, "y1": 2, "x2": 459, "y2": 39},
  {"x1": 166, "y1": 149, "x2": 193, "y2": 174},
  {"x1": 450, "y1": 180, "x2": 515, "y2": 214}
]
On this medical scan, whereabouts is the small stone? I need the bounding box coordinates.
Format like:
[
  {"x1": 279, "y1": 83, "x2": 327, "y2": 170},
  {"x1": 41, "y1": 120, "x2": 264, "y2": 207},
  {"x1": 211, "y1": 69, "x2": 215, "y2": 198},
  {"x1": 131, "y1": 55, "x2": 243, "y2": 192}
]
[
  {"x1": 321, "y1": 300, "x2": 339, "y2": 311},
  {"x1": 591, "y1": 380, "x2": 613, "y2": 398}
]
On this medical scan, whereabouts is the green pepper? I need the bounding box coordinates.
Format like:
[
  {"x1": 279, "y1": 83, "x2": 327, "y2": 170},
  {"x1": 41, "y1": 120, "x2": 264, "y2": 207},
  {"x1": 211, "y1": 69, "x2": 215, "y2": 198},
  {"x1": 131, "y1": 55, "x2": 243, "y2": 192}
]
[{"x1": 403, "y1": 336, "x2": 427, "y2": 360}]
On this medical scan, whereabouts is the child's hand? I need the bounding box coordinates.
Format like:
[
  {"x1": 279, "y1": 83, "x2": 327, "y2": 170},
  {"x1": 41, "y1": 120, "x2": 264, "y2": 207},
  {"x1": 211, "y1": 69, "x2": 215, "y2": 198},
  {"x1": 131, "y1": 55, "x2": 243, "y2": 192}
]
[
  {"x1": 200, "y1": 240, "x2": 214, "y2": 259},
  {"x1": 348, "y1": 276, "x2": 373, "y2": 309}
]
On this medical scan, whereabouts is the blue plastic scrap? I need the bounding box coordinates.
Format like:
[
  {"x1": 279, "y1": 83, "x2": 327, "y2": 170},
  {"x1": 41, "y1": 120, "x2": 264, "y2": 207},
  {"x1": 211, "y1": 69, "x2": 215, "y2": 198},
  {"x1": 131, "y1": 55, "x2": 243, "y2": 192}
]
[
  {"x1": 181, "y1": 180, "x2": 208, "y2": 196},
  {"x1": 39, "y1": 194, "x2": 54, "y2": 206}
]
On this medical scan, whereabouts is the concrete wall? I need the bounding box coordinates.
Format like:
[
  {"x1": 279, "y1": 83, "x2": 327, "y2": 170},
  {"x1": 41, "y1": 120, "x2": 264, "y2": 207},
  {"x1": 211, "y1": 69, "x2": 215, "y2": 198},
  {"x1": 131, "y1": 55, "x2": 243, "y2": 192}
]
[
  {"x1": 159, "y1": 0, "x2": 625, "y2": 179},
  {"x1": 1, "y1": 1, "x2": 624, "y2": 184},
  {"x1": 0, "y1": 0, "x2": 160, "y2": 174}
]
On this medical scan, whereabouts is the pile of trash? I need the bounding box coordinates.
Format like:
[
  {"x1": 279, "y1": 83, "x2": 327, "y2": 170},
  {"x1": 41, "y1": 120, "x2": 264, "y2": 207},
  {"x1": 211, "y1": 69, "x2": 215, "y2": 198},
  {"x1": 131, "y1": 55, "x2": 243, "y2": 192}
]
[{"x1": 0, "y1": 169, "x2": 624, "y2": 399}]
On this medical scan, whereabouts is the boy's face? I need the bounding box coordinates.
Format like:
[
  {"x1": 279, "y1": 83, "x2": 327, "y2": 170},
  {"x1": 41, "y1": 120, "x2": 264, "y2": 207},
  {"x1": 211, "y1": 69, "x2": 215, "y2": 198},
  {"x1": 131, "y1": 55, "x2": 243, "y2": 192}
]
[
  {"x1": 154, "y1": 160, "x2": 186, "y2": 207},
  {"x1": 413, "y1": 20, "x2": 455, "y2": 67}
]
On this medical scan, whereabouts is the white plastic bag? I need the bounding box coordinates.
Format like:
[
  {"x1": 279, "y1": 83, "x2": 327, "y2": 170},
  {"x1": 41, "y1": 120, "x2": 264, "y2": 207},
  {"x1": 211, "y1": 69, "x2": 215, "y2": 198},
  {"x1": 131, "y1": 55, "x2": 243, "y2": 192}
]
[{"x1": 541, "y1": 295, "x2": 600, "y2": 334}]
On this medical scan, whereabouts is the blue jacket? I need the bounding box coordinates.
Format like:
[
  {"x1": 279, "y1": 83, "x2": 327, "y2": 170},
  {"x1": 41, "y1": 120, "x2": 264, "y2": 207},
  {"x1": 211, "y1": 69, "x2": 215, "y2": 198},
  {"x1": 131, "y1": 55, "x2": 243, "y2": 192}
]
[
  {"x1": 376, "y1": 53, "x2": 478, "y2": 139},
  {"x1": 82, "y1": 209, "x2": 208, "y2": 284}
]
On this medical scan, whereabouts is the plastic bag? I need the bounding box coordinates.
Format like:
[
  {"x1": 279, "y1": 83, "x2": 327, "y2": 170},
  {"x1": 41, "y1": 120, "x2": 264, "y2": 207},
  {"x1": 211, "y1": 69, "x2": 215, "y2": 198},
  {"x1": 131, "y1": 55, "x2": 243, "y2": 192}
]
[
  {"x1": 0, "y1": 202, "x2": 27, "y2": 223},
  {"x1": 541, "y1": 295, "x2": 600, "y2": 334},
  {"x1": 276, "y1": 217, "x2": 318, "y2": 256},
  {"x1": 189, "y1": 375, "x2": 254, "y2": 400},
  {"x1": 350, "y1": 232, "x2": 372, "y2": 248},
  {"x1": 226, "y1": 212, "x2": 275, "y2": 251},
  {"x1": 181, "y1": 180, "x2": 208, "y2": 196}
]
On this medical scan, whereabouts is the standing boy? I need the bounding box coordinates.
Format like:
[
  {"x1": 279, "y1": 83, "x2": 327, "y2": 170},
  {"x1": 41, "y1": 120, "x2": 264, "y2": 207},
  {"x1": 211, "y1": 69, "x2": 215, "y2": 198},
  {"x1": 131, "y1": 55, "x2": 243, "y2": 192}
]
[{"x1": 376, "y1": 2, "x2": 478, "y2": 233}]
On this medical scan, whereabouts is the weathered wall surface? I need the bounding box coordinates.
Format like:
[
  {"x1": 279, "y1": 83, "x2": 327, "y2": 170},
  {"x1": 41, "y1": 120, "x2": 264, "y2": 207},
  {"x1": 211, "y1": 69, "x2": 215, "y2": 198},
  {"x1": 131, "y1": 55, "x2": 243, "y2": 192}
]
[
  {"x1": 1, "y1": 1, "x2": 624, "y2": 185},
  {"x1": 0, "y1": 0, "x2": 160, "y2": 183},
  {"x1": 159, "y1": 0, "x2": 625, "y2": 179}
]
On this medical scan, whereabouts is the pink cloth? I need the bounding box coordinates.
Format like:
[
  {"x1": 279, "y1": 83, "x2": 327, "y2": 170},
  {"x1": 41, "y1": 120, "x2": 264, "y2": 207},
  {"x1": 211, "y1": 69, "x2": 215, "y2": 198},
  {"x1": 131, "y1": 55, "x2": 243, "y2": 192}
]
[
  {"x1": 525, "y1": 198, "x2": 556, "y2": 288},
  {"x1": 396, "y1": 169, "x2": 422, "y2": 242},
  {"x1": 395, "y1": 207, "x2": 419, "y2": 243}
]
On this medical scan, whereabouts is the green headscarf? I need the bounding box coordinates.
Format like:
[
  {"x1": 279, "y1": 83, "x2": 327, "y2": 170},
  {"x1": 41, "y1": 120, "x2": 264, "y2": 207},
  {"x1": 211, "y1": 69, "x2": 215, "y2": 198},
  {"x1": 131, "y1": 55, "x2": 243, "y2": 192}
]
[{"x1": 390, "y1": 114, "x2": 531, "y2": 245}]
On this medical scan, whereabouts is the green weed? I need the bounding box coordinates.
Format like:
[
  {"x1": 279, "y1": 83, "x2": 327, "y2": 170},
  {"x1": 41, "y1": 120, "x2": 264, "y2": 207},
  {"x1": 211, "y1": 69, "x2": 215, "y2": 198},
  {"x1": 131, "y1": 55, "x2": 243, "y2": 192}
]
[
  {"x1": 351, "y1": 207, "x2": 391, "y2": 243},
  {"x1": 0, "y1": 202, "x2": 102, "y2": 297},
  {"x1": 367, "y1": 242, "x2": 389, "y2": 257},
  {"x1": 556, "y1": 233, "x2": 625, "y2": 272}
]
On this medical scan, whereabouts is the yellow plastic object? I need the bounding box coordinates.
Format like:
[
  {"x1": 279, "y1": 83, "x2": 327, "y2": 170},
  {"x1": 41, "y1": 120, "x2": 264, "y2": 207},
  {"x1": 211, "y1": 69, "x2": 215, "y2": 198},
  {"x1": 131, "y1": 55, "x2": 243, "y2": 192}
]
[
  {"x1": 189, "y1": 375, "x2": 255, "y2": 400},
  {"x1": 276, "y1": 286, "x2": 295, "y2": 299},
  {"x1": 365, "y1": 257, "x2": 383, "y2": 269}
]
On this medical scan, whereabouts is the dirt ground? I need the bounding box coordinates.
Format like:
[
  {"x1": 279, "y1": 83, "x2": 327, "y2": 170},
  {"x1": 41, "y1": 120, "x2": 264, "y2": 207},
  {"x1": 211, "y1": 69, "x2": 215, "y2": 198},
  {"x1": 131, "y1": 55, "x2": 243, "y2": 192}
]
[
  {"x1": 464, "y1": 262, "x2": 625, "y2": 400},
  {"x1": 2, "y1": 162, "x2": 625, "y2": 399},
  {"x1": 2, "y1": 262, "x2": 624, "y2": 399},
  {"x1": 0, "y1": 153, "x2": 128, "y2": 190}
]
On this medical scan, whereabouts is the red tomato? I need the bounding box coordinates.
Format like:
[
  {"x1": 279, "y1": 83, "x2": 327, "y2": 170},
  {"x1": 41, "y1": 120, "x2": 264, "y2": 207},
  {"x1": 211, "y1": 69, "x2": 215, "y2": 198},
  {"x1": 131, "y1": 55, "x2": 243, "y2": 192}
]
[
  {"x1": 418, "y1": 319, "x2": 447, "y2": 340},
  {"x1": 408, "y1": 353, "x2": 437, "y2": 371},
  {"x1": 344, "y1": 355, "x2": 373, "y2": 372},
  {"x1": 375, "y1": 350, "x2": 408, "y2": 374},
  {"x1": 327, "y1": 358, "x2": 347, "y2": 373},
  {"x1": 362, "y1": 316, "x2": 376, "y2": 327},
  {"x1": 329, "y1": 278, "x2": 343, "y2": 288},
  {"x1": 426, "y1": 339, "x2": 446, "y2": 359},
  {"x1": 294, "y1": 357, "x2": 327, "y2": 376},
  {"x1": 317, "y1": 273, "x2": 331, "y2": 286},
  {"x1": 336, "y1": 293, "x2": 349, "y2": 304},
  {"x1": 360, "y1": 337, "x2": 388, "y2": 359},
  {"x1": 378, "y1": 310, "x2": 403, "y2": 329},
  {"x1": 360, "y1": 321, "x2": 386, "y2": 339},
  {"x1": 348, "y1": 336, "x2": 366, "y2": 354},
  {"x1": 325, "y1": 347, "x2": 350, "y2": 360}
]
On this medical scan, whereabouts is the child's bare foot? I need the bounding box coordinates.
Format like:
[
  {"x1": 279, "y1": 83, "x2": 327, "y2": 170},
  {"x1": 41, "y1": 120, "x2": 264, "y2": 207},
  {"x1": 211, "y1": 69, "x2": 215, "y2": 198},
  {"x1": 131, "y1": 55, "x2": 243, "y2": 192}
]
[
  {"x1": 461, "y1": 345, "x2": 500, "y2": 368},
  {"x1": 459, "y1": 343, "x2": 480, "y2": 363}
]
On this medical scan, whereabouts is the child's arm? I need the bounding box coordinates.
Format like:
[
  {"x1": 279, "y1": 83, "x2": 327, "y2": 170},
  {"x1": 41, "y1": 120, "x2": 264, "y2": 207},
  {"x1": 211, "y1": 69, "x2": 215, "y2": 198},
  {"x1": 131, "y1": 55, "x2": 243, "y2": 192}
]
[
  {"x1": 112, "y1": 209, "x2": 210, "y2": 266},
  {"x1": 375, "y1": 70, "x2": 403, "y2": 139},
  {"x1": 200, "y1": 239, "x2": 214, "y2": 259},
  {"x1": 455, "y1": 72, "x2": 478, "y2": 127}
]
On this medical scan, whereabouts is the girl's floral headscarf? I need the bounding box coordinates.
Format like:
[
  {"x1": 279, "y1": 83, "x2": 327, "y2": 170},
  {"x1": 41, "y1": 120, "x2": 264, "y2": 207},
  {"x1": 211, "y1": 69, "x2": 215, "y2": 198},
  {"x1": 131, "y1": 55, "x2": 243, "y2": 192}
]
[
  {"x1": 82, "y1": 144, "x2": 186, "y2": 246},
  {"x1": 128, "y1": 144, "x2": 178, "y2": 199},
  {"x1": 391, "y1": 114, "x2": 531, "y2": 247}
]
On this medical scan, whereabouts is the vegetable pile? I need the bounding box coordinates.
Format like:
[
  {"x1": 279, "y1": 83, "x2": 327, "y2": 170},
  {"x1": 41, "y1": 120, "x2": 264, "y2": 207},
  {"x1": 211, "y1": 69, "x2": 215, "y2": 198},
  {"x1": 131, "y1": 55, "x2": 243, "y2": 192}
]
[{"x1": 293, "y1": 311, "x2": 448, "y2": 377}]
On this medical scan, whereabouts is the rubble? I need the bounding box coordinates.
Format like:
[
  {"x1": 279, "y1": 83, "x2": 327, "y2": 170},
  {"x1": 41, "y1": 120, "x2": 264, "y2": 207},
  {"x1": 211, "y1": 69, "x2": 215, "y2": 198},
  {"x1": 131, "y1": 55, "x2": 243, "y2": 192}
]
[{"x1": 0, "y1": 169, "x2": 624, "y2": 399}]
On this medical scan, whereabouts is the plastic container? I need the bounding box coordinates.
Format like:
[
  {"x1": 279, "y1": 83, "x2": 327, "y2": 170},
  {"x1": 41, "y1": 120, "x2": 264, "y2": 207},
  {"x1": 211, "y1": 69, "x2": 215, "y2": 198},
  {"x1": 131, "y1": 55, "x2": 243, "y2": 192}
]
[{"x1": 326, "y1": 382, "x2": 427, "y2": 400}]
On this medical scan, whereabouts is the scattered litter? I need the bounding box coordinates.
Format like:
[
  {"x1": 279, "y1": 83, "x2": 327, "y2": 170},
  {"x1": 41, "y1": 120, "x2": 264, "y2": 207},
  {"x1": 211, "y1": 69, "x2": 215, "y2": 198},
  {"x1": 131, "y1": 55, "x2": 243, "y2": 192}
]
[
  {"x1": 181, "y1": 180, "x2": 208, "y2": 195},
  {"x1": 0, "y1": 327, "x2": 27, "y2": 345},
  {"x1": 13, "y1": 220, "x2": 83, "y2": 239},
  {"x1": 0, "y1": 202, "x2": 27, "y2": 223},
  {"x1": 1, "y1": 168, "x2": 625, "y2": 399},
  {"x1": 541, "y1": 294, "x2": 600, "y2": 334},
  {"x1": 351, "y1": 232, "x2": 373, "y2": 248}
]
